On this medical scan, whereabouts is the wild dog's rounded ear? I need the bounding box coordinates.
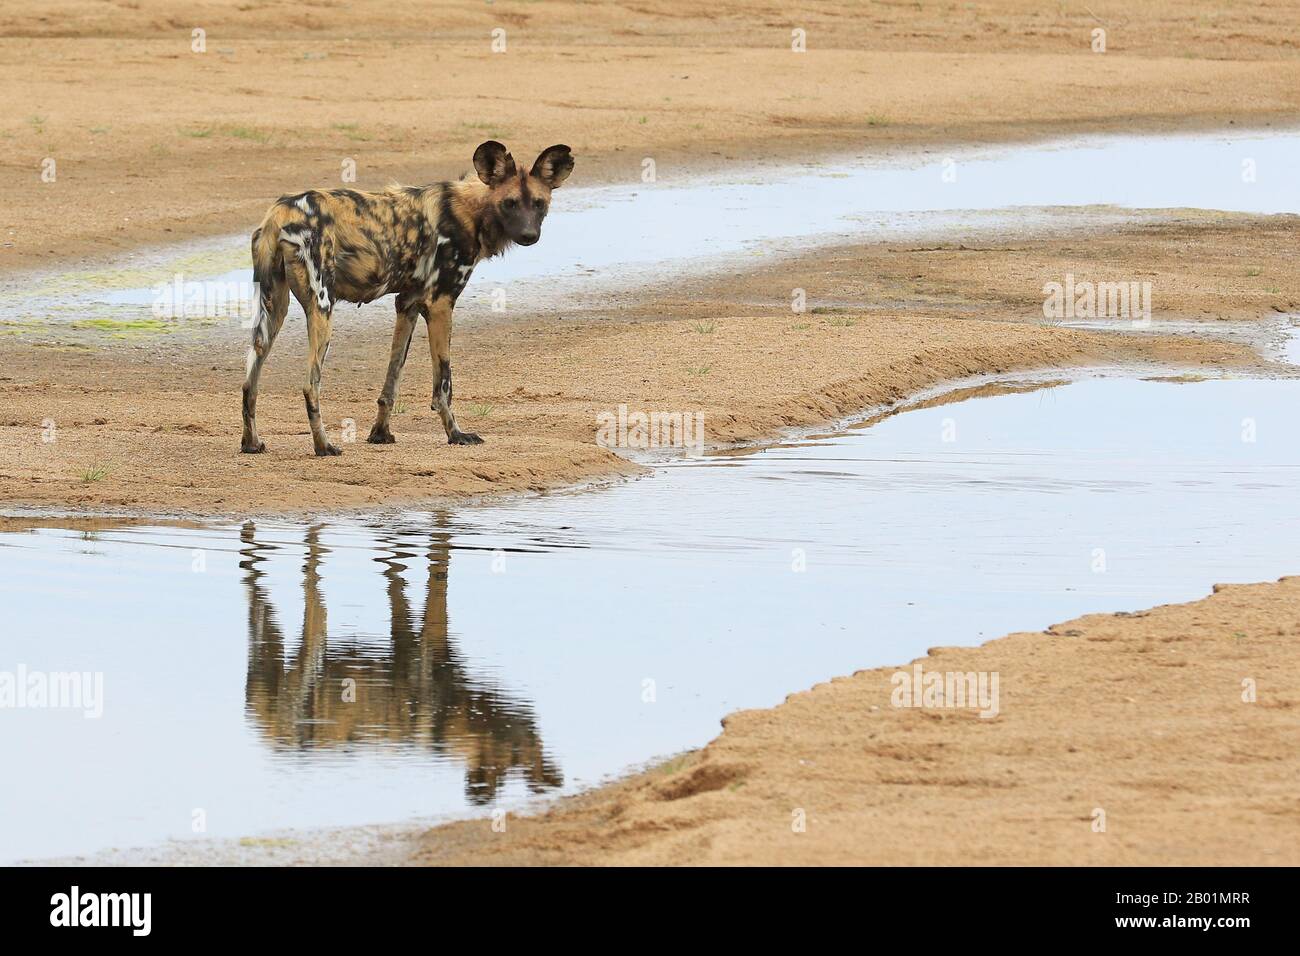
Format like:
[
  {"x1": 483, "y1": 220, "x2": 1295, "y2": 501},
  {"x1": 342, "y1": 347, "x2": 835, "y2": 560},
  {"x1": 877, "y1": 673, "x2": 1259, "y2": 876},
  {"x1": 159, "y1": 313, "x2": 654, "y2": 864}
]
[
  {"x1": 473, "y1": 141, "x2": 517, "y2": 186},
  {"x1": 531, "y1": 145, "x2": 574, "y2": 188}
]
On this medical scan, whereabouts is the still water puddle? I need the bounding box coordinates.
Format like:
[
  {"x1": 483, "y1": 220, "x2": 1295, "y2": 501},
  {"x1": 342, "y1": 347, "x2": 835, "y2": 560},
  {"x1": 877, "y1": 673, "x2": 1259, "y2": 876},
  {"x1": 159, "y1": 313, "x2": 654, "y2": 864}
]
[
  {"x1": 3, "y1": 373, "x2": 1299, "y2": 862},
  {"x1": 3, "y1": 129, "x2": 1296, "y2": 328}
]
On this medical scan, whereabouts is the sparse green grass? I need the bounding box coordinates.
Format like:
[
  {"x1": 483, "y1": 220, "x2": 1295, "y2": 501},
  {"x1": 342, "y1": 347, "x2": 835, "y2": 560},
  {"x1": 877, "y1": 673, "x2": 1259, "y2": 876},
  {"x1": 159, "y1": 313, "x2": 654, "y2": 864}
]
[
  {"x1": 0, "y1": 320, "x2": 38, "y2": 336},
  {"x1": 692, "y1": 320, "x2": 716, "y2": 334},
  {"x1": 181, "y1": 128, "x2": 214, "y2": 138},
  {"x1": 790, "y1": 322, "x2": 811, "y2": 331},
  {"x1": 655, "y1": 755, "x2": 691, "y2": 776},
  {"x1": 466, "y1": 402, "x2": 495, "y2": 417},
  {"x1": 686, "y1": 365, "x2": 711, "y2": 377},
  {"x1": 28, "y1": 114, "x2": 47, "y2": 133},
  {"x1": 828, "y1": 316, "x2": 857, "y2": 328},
  {"x1": 223, "y1": 125, "x2": 271, "y2": 143},
  {"x1": 89, "y1": 125, "x2": 110, "y2": 135},
  {"x1": 238, "y1": 836, "x2": 297, "y2": 848},
  {"x1": 865, "y1": 114, "x2": 891, "y2": 127},
  {"x1": 1246, "y1": 267, "x2": 1262, "y2": 277},
  {"x1": 80, "y1": 465, "x2": 110, "y2": 483},
  {"x1": 71, "y1": 318, "x2": 172, "y2": 333},
  {"x1": 637, "y1": 116, "x2": 648, "y2": 125},
  {"x1": 331, "y1": 122, "x2": 370, "y2": 142}
]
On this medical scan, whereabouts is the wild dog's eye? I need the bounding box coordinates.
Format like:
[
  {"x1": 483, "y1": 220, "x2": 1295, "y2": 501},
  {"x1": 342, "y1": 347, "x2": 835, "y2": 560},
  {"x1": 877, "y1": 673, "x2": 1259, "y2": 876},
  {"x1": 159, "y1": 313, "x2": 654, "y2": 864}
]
[
  {"x1": 533, "y1": 198, "x2": 545, "y2": 210},
  {"x1": 502, "y1": 197, "x2": 517, "y2": 209}
]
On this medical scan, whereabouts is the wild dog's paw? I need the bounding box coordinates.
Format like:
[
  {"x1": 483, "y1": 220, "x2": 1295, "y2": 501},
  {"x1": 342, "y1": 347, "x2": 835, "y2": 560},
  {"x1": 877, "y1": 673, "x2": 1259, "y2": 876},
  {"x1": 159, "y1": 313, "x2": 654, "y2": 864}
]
[
  {"x1": 241, "y1": 440, "x2": 266, "y2": 454},
  {"x1": 315, "y1": 443, "x2": 344, "y2": 457},
  {"x1": 367, "y1": 424, "x2": 396, "y2": 445},
  {"x1": 448, "y1": 430, "x2": 484, "y2": 446}
]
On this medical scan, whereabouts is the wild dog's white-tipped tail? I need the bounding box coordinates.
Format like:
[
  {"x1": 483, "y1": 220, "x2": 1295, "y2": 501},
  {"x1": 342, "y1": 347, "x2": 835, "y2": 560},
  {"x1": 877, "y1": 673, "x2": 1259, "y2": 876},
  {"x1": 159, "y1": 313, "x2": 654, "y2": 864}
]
[{"x1": 250, "y1": 224, "x2": 283, "y2": 354}]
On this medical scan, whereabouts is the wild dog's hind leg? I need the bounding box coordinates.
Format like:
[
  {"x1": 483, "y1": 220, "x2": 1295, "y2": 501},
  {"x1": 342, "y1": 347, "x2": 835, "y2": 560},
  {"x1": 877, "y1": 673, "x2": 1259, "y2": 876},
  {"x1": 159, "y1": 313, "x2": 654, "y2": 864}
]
[
  {"x1": 240, "y1": 269, "x2": 289, "y2": 453},
  {"x1": 280, "y1": 218, "x2": 340, "y2": 457},
  {"x1": 303, "y1": 302, "x2": 340, "y2": 456},
  {"x1": 285, "y1": 259, "x2": 341, "y2": 457},
  {"x1": 367, "y1": 293, "x2": 421, "y2": 444},
  {"x1": 425, "y1": 295, "x2": 482, "y2": 445}
]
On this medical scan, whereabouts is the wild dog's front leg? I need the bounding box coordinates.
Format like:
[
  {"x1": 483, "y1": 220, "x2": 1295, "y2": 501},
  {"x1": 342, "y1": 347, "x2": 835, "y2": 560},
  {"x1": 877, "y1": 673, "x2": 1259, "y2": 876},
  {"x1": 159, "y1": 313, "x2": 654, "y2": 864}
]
[
  {"x1": 368, "y1": 294, "x2": 421, "y2": 444},
  {"x1": 425, "y1": 295, "x2": 482, "y2": 445}
]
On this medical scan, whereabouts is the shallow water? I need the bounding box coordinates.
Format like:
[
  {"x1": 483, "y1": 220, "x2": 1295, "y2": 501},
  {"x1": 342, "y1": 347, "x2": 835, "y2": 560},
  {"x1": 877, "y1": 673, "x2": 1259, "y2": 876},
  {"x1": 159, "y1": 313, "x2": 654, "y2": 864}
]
[
  {"x1": 5, "y1": 129, "x2": 1296, "y2": 327},
  {"x1": 3, "y1": 373, "x2": 1299, "y2": 862}
]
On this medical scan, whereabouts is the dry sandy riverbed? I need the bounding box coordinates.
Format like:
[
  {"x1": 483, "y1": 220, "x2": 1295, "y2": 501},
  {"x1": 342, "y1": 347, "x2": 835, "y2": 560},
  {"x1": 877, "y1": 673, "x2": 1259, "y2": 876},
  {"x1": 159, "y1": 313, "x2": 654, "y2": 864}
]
[
  {"x1": 1, "y1": 214, "x2": 1296, "y2": 515},
  {"x1": 4, "y1": 1, "x2": 1300, "y2": 865},
  {"x1": 4, "y1": 0, "x2": 1300, "y2": 270}
]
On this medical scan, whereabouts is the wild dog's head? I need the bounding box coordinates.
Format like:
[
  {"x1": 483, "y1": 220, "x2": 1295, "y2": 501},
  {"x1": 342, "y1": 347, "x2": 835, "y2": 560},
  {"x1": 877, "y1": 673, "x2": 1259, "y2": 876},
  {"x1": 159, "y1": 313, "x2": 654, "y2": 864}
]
[{"x1": 472, "y1": 141, "x2": 574, "y2": 246}]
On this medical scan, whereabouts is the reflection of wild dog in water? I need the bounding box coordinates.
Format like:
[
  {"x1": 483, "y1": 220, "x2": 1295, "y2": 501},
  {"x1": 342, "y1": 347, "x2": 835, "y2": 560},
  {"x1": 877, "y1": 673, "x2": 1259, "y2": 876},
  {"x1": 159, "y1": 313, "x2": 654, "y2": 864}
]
[
  {"x1": 241, "y1": 521, "x2": 562, "y2": 803},
  {"x1": 240, "y1": 141, "x2": 574, "y2": 456}
]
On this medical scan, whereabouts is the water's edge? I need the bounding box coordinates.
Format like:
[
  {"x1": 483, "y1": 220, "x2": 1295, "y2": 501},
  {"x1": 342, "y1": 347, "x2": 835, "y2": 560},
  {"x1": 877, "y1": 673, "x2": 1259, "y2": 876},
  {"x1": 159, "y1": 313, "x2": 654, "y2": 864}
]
[{"x1": 11, "y1": 363, "x2": 1300, "y2": 864}]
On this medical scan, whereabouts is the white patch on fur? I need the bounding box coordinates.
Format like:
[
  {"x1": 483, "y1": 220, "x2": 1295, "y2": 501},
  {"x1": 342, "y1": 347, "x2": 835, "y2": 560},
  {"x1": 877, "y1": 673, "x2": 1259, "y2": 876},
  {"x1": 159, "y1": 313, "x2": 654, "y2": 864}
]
[
  {"x1": 414, "y1": 249, "x2": 438, "y2": 283},
  {"x1": 295, "y1": 195, "x2": 312, "y2": 213},
  {"x1": 433, "y1": 379, "x2": 455, "y2": 431},
  {"x1": 280, "y1": 228, "x2": 330, "y2": 311},
  {"x1": 245, "y1": 346, "x2": 258, "y2": 377}
]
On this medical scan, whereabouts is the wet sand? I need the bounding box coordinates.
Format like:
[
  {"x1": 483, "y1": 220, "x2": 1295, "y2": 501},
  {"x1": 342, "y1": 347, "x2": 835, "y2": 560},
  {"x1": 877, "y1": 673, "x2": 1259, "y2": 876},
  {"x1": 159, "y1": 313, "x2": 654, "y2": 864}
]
[{"x1": 406, "y1": 575, "x2": 1300, "y2": 866}]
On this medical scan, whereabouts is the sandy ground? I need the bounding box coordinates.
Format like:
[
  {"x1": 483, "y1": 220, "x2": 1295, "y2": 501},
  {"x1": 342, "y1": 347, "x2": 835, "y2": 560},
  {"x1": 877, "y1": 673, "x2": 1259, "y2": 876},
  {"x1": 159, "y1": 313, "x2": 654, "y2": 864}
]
[
  {"x1": 4, "y1": 1, "x2": 1300, "y2": 867},
  {"x1": 3, "y1": 1, "x2": 1300, "y2": 271},
  {"x1": 0, "y1": 215, "x2": 1292, "y2": 516},
  {"x1": 406, "y1": 575, "x2": 1300, "y2": 866}
]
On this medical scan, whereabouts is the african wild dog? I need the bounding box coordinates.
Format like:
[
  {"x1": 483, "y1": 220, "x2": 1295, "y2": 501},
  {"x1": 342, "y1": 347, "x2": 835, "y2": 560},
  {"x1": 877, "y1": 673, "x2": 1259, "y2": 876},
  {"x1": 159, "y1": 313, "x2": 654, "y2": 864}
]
[{"x1": 240, "y1": 141, "x2": 574, "y2": 455}]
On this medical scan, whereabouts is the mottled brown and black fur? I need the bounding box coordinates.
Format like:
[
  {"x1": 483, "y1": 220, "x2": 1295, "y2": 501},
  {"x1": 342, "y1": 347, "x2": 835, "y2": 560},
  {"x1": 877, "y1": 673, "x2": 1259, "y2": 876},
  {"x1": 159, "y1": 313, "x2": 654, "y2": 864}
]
[{"x1": 240, "y1": 141, "x2": 573, "y2": 456}]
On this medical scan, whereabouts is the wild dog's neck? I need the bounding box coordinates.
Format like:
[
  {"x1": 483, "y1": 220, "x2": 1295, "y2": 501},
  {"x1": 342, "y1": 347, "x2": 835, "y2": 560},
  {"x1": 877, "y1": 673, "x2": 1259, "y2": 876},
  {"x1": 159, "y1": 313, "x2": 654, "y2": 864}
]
[{"x1": 440, "y1": 178, "x2": 510, "y2": 262}]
